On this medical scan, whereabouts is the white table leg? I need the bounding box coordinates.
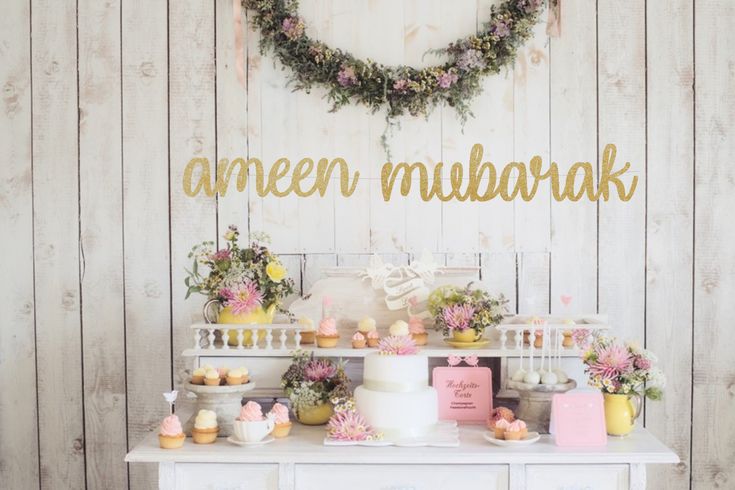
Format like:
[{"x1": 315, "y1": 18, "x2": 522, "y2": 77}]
[
  {"x1": 278, "y1": 462, "x2": 295, "y2": 490},
  {"x1": 159, "y1": 462, "x2": 175, "y2": 490},
  {"x1": 509, "y1": 463, "x2": 525, "y2": 490},
  {"x1": 630, "y1": 463, "x2": 647, "y2": 490}
]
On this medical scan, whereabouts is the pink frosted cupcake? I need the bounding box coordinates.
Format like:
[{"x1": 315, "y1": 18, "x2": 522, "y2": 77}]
[
  {"x1": 504, "y1": 420, "x2": 528, "y2": 440},
  {"x1": 408, "y1": 316, "x2": 428, "y2": 346},
  {"x1": 487, "y1": 406, "x2": 515, "y2": 430},
  {"x1": 268, "y1": 403, "x2": 292, "y2": 438},
  {"x1": 493, "y1": 418, "x2": 511, "y2": 439},
  {"x1": 366, "y1": 330, "x2": 380, "y2": 348},
  {"x1": 352, "y1": 331, "x2": 366, "y2": 349},
  {"x1": 158, "y1": 414, "x2": 185, "y2": 449},
  {"x1": 316, "y1": 318, "x2": 339, "y2": 348}
]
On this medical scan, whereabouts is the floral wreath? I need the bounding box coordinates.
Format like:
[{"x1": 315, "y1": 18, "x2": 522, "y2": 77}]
[{"x1": 243, "y1": 0, "x2": 553, "y2": 150}]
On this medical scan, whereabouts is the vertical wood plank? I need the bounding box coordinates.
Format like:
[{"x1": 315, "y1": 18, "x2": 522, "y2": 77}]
[
  {"x1": 645, "y1": 0, "x2": 694, "y2": 488},
  {"x1": 216, "y1": 0, "x2": 249, "y2": 234},
  {"x1": 476, "y1": 0, "x2": 515, "y2": 255},
  {"x1": 366, "y1": 0, "x2": 407, "y2": 253},
  {"x1": 169, "y1": 0, "x2": 217, "y2": 386},
  {"x1": 597, "y1": 1, "x2": 646, "y2": 342},
  {"x1": 693, "y1": 1, "x2": 735, "y2": 488},
  {"x1": 513, "y1": 18, "x2": 550, "y2": 253},
  {"x1": 30, "y1": 0, "x2": 86, "y2": 487},
  {"x1": 122, "y1": 0, "x2": 172, "y2": 487},
  {"x1": 402, "y1": 0, "x2": 442, "y2": 253},
  {"x1": 0, "y1": 0, "x2": 39, "y2": 487},
  {"x1": 549, "y1": 0, "x2": 597, "y2": 316},
  {"x1": 78, "y1": 0, "x2": 128, "y2": 487},
  {"x1": 440, "y1": 0, "x2": 480, "y2": 253}
]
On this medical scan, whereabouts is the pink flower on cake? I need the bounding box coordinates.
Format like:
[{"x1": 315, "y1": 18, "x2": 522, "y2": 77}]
[
  {"x1": 442, "y1": 304, "x2": 475, "y2": 331},
  {"x1": 377, "y1": 335, "x2": 419, "y2": 356},
  {"x1": 327, "y1": 408, "x2": 378, "y2": 441},
  {"x1": 238, "y1": 401, "x2": 264, "y2": 422},
  {"x1": 588, "y1": 343, "x2": 633, "y2": 381},
  {"x1": 304, "y1": 359, "x2": 338, "y2": 382},
  {"x1": 160, "y1": 415, "x2": 183, "y2": 436},
  {"x1": 220, "y1": 282, "x2": 262, "y2": 315}
]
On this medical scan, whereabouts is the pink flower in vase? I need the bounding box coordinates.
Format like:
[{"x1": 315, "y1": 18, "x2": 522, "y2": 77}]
[
  {"x1": 588, "y1": 343, "x2": 633, "y2": 381},
  {"x1": 634, "y1": 355, "x2": 652, "y2": 371},
  {"x1": 210, "y1": 249, "x2": 231, "y2": 262},
  {"x1": 304, "y1": 359, "x2": 337, "y2": 382},
  {"x1": 220, "y1": 282, "x2": 263, "y2": 315},
  {"x1": 442, "y1": 304, "x2": 476, "y2": 331}
]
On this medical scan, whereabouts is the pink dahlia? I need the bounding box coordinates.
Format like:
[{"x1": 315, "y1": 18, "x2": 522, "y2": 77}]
[
  {"x1": 634, "y1": 355, "x2": 652, "y2": 370},
  {"x1": 442, "y1": 304, "x2": 475, "y2": 331},
  {"x1": 304, "y1": 359, "x2": 337, "y2": 382},
  {"x1": 588, "y1": 343, "x2": 633, "y2": 381},
  {"x1": 377, "y1": 335, "x2": 418, "y2": 356},
  {"x1": 327, "y1": 409, "x2": 377, "y2": 441},
  {"x1": 210, "y1": 249, "x2": 231, "y2": 261},
  {"x1": 220, "y1": 282, "x2": 262, "y2": 315}
]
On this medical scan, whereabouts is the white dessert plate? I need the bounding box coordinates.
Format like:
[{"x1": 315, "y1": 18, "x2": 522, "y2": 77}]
[
  {"x1": 482, "y1": 431, "x2": 540, "y2": 446},
  {"x1": 226, "y1": 435, "x2": 274, "y2": 447}
]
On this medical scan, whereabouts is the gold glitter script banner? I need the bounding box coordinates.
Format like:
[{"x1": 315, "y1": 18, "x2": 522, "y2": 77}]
[{"x1": 182, "y1": 143, "x2": 637, "y2": 203}]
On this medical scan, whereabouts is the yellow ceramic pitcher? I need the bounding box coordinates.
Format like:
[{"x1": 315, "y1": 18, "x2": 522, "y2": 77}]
[
  {"x1": 603, "y1": 393, "x2": 642, "y2": 436},
  {"x1": 204, "y1": 300, "x2": 277, "y2": 346}
]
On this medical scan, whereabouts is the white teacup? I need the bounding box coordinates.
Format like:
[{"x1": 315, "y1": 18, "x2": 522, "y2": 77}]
[{"x1": 233, "y1": 416, "x2": 275, "y2": 443}]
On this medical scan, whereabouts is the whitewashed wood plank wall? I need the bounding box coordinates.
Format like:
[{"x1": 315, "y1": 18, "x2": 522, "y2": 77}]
[{"x1": 0, "y1": 0, "x2": 730, "y2": 489}]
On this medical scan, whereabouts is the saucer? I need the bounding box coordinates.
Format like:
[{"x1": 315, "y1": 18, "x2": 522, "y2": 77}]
[
  {"x1": 482, "y1": 431, "x2": 540, "y2": 446},
  {"x1": 227, "y1": 435, "x2": 275, "y2": 447},
  {"x1": 443, "y1": 339, "x2": 490, "y2": 349}
]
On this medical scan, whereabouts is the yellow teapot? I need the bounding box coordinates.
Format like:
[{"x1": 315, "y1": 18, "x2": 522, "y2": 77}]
[{"x1": 203, "y1": 299, "x2": 277, "y2": 347}]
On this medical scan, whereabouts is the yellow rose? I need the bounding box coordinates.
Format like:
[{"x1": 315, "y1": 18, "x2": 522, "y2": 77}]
[{"x1": 266, "y1": 261, "x2": 287, "y2": 282}]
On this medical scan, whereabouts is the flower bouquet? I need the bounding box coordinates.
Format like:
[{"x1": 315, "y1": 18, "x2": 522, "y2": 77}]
[
  {"x1": 185, "y1": 225, "x2": 296, "y2": 345},
  {"x1": 578, "y1": 333, "x2": 665, "y2": 435},
  {"x1": 281, "y1": 352, "x2": 351, "y2": 425},
  {"x1": 428, "y1": 284, "x2": 507, "y2": 345}
]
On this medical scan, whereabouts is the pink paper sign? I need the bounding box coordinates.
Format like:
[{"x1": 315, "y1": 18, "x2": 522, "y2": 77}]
[
  {"x1": 432, "y1": 366, "x2": 492, "y2": 422},
  {"x1": 551, "y1": 392, "x2": 607, "y2": 447}
]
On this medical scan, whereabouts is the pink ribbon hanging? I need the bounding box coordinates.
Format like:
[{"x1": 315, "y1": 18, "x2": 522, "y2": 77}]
[
  {"x1": 546, "y1": 0, "x2": 561, "y2": 38},
  {"x1": 233, "y1": 0, "x2": 246, "y2": 87},
  {"x1": 447, "y1": 355, "x2": 479, "y2": 367}
]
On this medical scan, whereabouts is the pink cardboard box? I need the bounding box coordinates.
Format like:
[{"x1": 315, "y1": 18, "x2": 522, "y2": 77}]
[{"x1": 551, "y1": 391, "x2": 607, "y2": 447}]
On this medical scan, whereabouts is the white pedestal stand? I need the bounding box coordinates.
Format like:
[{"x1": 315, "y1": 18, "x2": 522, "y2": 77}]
[
  {"x1": 183, "y1": 382, "x2": 255, "y2": 437},
  {"x1": 506, "y1": 379, "x2": 576, "y2": 433}
]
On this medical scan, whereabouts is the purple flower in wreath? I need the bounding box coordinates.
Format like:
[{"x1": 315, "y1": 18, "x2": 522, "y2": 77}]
[
  {"x1": 337, "y1": 66, "x2": 358, "y2": 87},
  {"x1": 492, "y1": 20, "x2": 511, "y2": 38},
  {"x1": 518, "y1": 0, "x2": 544, "y2": 14},
  {"x1": 456, "y1": 49, "x2": 486, "y2": 71},
  {"x1": 282, "y1": 16, "x2": 305, "y2": 40},
  {"x1": 436, "y1": 71, "x2": 459, "y2": 89},
  {"x1": 393, "y1": 79, "x2": 409, "y2": 93}
]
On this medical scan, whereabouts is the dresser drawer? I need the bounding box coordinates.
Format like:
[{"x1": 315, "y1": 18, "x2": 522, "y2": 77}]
[
  {"x1": 171, "y1": 463, "x2": 279, "y2": 490},
  {"x1": 294, "y1": 464, "x2": 508, "y2": 490},
  {"x1": 525, "y1": 464, "x2": 629, "y2": 490}
]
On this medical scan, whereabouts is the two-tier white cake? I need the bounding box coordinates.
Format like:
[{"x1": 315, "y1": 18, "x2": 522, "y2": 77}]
[{"x1": 354, "y1": 353, "x2": 438, "y2": 438}]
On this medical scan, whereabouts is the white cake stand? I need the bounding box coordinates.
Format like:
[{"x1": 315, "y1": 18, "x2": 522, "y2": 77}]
[
  {"x1": 506, "y1": 379, "x2": 576, "y2": 433},
  {"x1": 184, "y1": 382, "x2": 256, "y2": 437}
]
